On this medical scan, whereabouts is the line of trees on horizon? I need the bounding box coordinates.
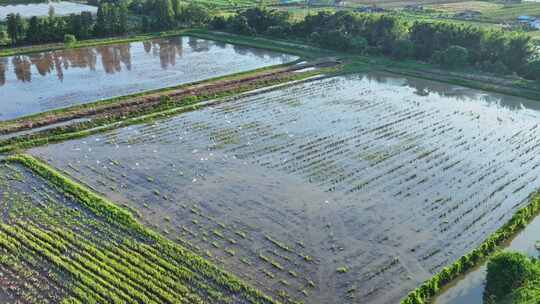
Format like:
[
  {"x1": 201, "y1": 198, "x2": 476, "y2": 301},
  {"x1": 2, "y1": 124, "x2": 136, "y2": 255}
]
[
  {"x1": 2, "y1": 0, "x2": 211, "y2": 45},
  {"x1": 2, "y1": 4, "x2": 540, "y2": 80},
  {"x1": 210, "y1": 8, "x2": 539, "y2": 80},
  {"x1": 4, "y1": 2, "x2": 129, "y2": 45}
]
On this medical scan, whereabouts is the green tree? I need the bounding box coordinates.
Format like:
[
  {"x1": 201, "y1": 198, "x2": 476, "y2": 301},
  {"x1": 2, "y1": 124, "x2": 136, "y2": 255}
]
[
  {"x1": 485, "y1": 252, "x2": 540, "y2": 304},
  {"x1": 80, "y1": 11, "x2": 94, "y2": 39},
  {"x1": 177, "y1": 3, "x2": 209, "y2": 27},
  {"x1": 156, "y1": 0, "x2": 174, "y2": 29},
  {"x1": 350, "y1": 37, "x2": 368, "y2": 53},
  {"x1": 391, "y1": 39, "x2": 414, "y2": 60},
  {"x1": 229, "y1": 15, "x2": 252, "y2": 35},
  {"x1": 0, "y1": 31, "x2": 8, "y2": 44},
  {"x1": 435, "y1": 45, "x2": 469, "y2": 68},
  {"x1": 26, "y1": 16, "x2": 43, "y2": 43},
  {"x1": 118, "y1": 2, "x2": 129, "y2": 34},
  {"x1": 503, "y1": 34, "x2": 533, "y2": 74},
  {"x1": 94, "y1": 3, "x2": 109, "y2": 36},
  {"x1": 523, "y1": 59, "x2": 540, "y2": 81},
  {"x1": 172, "y1": 0, "x2": 182, "y2": 20},
  {"x1": 6, "y1": 13, "x2": 25, "y2": 45}
]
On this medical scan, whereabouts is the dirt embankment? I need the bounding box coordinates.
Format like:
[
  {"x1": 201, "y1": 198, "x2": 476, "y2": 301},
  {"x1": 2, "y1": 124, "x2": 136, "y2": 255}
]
[{"x1": 0, "y1": 59, "x2": 337, "y2": 138}]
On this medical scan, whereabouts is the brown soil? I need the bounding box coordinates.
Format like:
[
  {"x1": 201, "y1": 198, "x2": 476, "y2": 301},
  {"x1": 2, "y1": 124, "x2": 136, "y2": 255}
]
[{"x1": 0, "y1": 60, "x2": 335, "y2": 137}]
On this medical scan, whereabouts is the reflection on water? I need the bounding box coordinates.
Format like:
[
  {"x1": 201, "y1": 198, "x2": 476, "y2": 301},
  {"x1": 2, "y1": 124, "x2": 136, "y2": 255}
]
[
  {"x1": 0, "y1": 1, "x2": 97, "y2": 20},
  {"x1": 0, "y1": 36, "x2": 297, "y2": 120},
  {"x1": 362, "y1": 72, "x2": 540, "y2": 112},
  {"x1": 0, "y1": 37, "x2": 207, "y2": 83},
  {"x1": 1, "y1": 37, "x2": 289, "y2": 84}
]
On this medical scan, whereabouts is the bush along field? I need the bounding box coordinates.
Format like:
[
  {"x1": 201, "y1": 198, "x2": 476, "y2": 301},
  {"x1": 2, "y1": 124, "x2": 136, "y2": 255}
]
[{"x1": 0, "y1": 155, "x2": 278, "y2": 304}]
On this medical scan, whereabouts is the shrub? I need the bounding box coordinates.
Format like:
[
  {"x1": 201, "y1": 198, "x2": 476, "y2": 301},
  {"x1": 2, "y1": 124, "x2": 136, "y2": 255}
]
[
  {"x1": 0, "y1": 30, "x2": 8, "y2": 44},
  {"x1": 229, "y1": 15, "x2": 253, "y2": 35},
  {"x1": 64, "y1": 34, "x2": 77, "y2": 45},
  {"x1": 210, "y1": 16, "x2": 228, "y2": 30},
  {"x1": 265, "y1": 25, "x2": 291, "y2": 38},
  {"x1": 392, "y1": 39, "x2": 415, "y2": 60},
  {"x1": 522, "y1": 59, "x2": 540, "y2": 81},
  {"x1": 434, "y1": 45, "x2": 469, "y2": 68},
  {"x1": 350, "y1": 37, "x2": 368, "y2": 54},
  {"x1": 485, "y1": 252, "x2": 540, "y2": 304}
]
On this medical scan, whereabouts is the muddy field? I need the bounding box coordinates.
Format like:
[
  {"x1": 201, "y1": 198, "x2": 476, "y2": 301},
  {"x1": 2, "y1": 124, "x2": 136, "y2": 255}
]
[
  {"x1": 0, "y1": 1, "x2": 97, "y2": 19},
  {"x1": 0, "y1": 160, "x2": 273, "y2": 304},
  {"x1": 29, "y1": 72, "x2": 540, "y2": 303},
  {"x1": 0, "y1": 36, "x2": 297, "y2": 121}
]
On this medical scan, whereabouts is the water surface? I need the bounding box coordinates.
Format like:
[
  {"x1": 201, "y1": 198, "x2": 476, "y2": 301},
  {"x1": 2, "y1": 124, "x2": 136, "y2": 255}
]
[
  {"x1": 0, "y1": 1, "x2": 97, "y2": 19},
  {"x1": 0, "y1": 36, "x2": 297, "y2": 120},
  {"x1": 435, "y1": 212, "x2": 540, "y2": 304},
  {"x1": 30, "y1": 73, "x2": 540, "y2": 304}
]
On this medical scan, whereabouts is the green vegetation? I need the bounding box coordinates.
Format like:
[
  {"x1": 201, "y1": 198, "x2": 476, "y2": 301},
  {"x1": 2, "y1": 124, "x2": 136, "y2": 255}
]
[
  {"x1": 401, "y1": 190, "x2": 540, "y2": 304},
  {"x1": 211, "y1": 7, "x2": 535, "y2": 78},
  {"x1": 2, "y1": 3, "x2": 540, "y2": 304},
  {"x1": 485, "y1": 252, "x2": 540, "y2": 304},
  {"x1": 63, "y1": 33, "x2": 76, "y2": 44},
  {"x1": 4, "y1": 154, "x2": 278, "y2": 304},
  {"x1": 5, "y1": 3, "x2": 127, "y2": 45}
]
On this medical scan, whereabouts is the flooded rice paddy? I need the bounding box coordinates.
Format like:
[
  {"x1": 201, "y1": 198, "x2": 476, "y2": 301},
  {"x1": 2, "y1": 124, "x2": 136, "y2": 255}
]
[
  {"x1": 0, "y1": 36, "x2": 297, "y2": 121},
  {"x1": 0, "y1": 1, "x2": 97, "y2": 20},
  {"x1": 29, "y1": 73, "x2": 540, "y2": 303}
]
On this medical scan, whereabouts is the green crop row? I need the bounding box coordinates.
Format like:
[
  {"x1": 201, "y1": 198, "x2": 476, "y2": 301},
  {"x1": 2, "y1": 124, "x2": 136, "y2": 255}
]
[
  {"x1": 7, "y1": 154, "x2": 280, "y2": 304},
  {"x1": 0, "y1": 224, "x2": 111, "y2": 303}
]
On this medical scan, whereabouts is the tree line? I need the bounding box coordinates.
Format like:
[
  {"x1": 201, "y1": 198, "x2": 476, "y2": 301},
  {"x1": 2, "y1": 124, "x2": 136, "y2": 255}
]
[
  {"x1": 210, "y1": 8, "x2": 538, "y2": 79},
  {"x1": 131, "y1": 0, "x2": 211, "y2": 31},
  {"x1": 3, "y1": 4, "x2": 538, "y2": 80},
  {"x1": 3, "y1": 0, "x2": 210, "y2": 45},
  {"x1": 5, "y1": 1, "x2": 128, "y2": 45}
]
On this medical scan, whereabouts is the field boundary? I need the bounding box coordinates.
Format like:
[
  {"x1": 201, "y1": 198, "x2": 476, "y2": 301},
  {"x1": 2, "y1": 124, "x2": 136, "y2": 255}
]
[
  {"x1": 0, "y1": 74, "x2": 327, "y2": 153},
  {"x1": 5, "y1": 153, "x2": 280, "y2": 304},
  {"x1": 0, "y1": 28, "x2": 325, "y2": 58},
  {"x1": 385, "y1": 67, "x2": 540, "y2": 102},
  {"x1": 3, "y1": 26, "x2": 540, "y2": 103},
  {"x1": 400, "y1": 190, "x2": 540, "y2": 303},
  {"x1": 0, "y1": 60, "x2": 302, "y2": 132}
]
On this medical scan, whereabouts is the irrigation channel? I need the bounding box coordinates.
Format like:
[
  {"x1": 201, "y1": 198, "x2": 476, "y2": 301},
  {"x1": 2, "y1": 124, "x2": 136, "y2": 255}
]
[
  {"x1": 28, "y1": 72, "x2": 540, "y2": 303},
  {"x1": 0, "y1": 1, "x2": 97, "y2": 20},
  {"x1": 0, "y1": 36, "x2": 297, "y2": 121},
  {"x1": 435, "y1": 211, "x2": 540, "y2": 303}
]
